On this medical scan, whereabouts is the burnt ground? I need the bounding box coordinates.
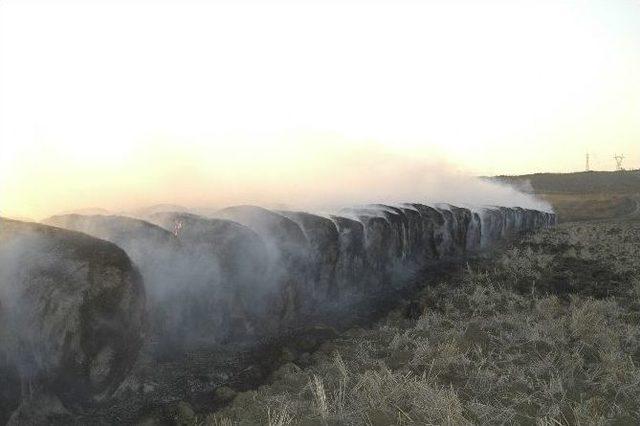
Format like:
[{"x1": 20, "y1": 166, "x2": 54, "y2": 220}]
[{"x1": 66, "y1": 248, "x2": 493, "y2": 425}]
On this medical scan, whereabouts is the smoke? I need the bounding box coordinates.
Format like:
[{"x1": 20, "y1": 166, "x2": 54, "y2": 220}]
[
  {"x1": 1, "y1": 140, "x2": 553, "y2": 402},
  {"x1": 41, "y1": 213, "x2": 279, "y2": 353},
  {"x1": 178, "y1": 141, "x2": 554, "y2": 214},
  {"x1": 24, "y1": 141, "x2": 551, "y2": 220},
  {"x1": 0, "y1": 227, "x2": 110, "y2": 390},
  {"x1": 1, "y1": 171, "x2": 555, "y2": 415},
  {"x1": 3, "y1": 138, "x2": 553, "y2": 370},
  {"x1": 0, "y1": 234, "x2": 58, "y2": 381},
  {"x1": 278, "y1": 152, "x2": 554, "y2": 213},
  {"x1": 1, "y1": 131, "x2": 554, "y2": 220}
]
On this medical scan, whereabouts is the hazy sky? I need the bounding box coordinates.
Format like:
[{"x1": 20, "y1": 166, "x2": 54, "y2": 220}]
[{"x1": 1, "y1": 0, "x2": 639, "y2": 219}]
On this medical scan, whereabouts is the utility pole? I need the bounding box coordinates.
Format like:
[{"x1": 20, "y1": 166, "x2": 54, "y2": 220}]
[
  {"x1": 585, "y1": 152, "x2": 590, "y2": 172},
  {"x1": 614, "y1": 154, "x2": 625, "y2": 171}
]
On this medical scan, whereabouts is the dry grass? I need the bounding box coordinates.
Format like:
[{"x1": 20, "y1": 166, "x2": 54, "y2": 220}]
[
  {"x1": 540, "y1": 193, "x2": 637, "y2": 223},
  {"x1": 205, "y1": 220, "x2": 640, "y2": 425}
]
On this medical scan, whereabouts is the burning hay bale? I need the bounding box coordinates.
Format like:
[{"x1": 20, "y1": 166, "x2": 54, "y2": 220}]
[
  {"x1": 213, "y1": 206, "x2": 314, "y2": 321},
  {"x1": 0, "y1": 218, "x2": 145, "y2": 420},
  {"x1": 408, "y1": 204, "x2": 447, "y2": 258},
  {"x1": 0, "y1": 204, "x2": 555, "y2": 422},
  {"x1": 41, "y1": 205, "x2": 555, "y2": 352},
  {"x1": 43, "y1": 214, "x2": 204, "y2": 352},
  {"x1": 278, "y1": 211, "x2": 340, "y2": 301},
  {"x1": 329, "y1": 215, "x2": 367, "y2": 297},
  {"x1": 147, "y1": 212, "x2": 272, "y2": 339},
  {"x1": 45, "y1": 213, "x2": 270, "y2": 350},
  {"x1": 339, "y1": 207, "x2": 394, "y2": 289},
  {"x1": 34, "y1": 205, "x2": 555, "y2": 357}
]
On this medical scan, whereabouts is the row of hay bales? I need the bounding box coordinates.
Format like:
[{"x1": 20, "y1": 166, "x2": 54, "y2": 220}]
[{"x1": 0, "y1": 204, "x2": 554, "y2": 420}]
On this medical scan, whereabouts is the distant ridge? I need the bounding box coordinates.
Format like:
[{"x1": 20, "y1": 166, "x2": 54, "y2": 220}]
[
  {"x1": 492, "y1": 169, "x2": 640, "y2": 194},
  {"x1": 491, "y1": 170, "x2": 640, "y2": 222}
]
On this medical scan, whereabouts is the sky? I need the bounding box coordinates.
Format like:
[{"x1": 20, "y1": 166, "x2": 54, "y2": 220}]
[{"x1": 1, "y1": 0, "x2": 639, "y2": 220}]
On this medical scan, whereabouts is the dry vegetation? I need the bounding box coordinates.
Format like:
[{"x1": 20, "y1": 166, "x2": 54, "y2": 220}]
[
  {"x1": 492, "y1": 170, "x2": 640, "y2": 223},
  {"x1": 539, "y1": 193, "x2": 637, "y2": 223},
  {"x1": 181, "y1": 220, "x2": 640, "y2": 425}
]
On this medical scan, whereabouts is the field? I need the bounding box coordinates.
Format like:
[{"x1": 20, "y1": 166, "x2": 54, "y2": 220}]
[
  {"x1": 492, "y1": 170, "x2": 640, "y2": 223},
  {"x1": 194, "y1": 218, "x2": 640, "y2": 425},
  {"x1": 539, "y1": 193, "x2": 638, "y2": 223},
  {"x1": 493, "y1": 170, "x2": 640, "y2": 195}
]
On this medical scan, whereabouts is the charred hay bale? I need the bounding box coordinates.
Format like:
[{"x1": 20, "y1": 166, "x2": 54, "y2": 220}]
[
  {"x1": 512, "y1": 207, "x2": 526, "y2": 231},
  {"x1": 44, "y1": 214, "x2": 177, "y2": 254},
  {"x1": 0, "y1": 218, "x2": 145, "y2": 416},
  {"x1": 213, "y1": 206, "x2": 313, "y2": 322},
  {"x1": 361, "y1": 215, "x2": 394, "y2": 289},
  {"x1": 44, "y1": 214, "x2": 224, "y2": 351},
  {"x1": 499, "y1": 207, "x2": 518, "y2": 237},
  {"x1": 408, "y1": 204, "x2": 443, "y2": 259},
  {"x1": 0, "y1": 309, "x2": 20, "y2": 425},
  {"x1": 373, "y1": 204, "x2": 431, "y2": 267},
  {"x1": 43, "y1": 214, "x2": 182, "y2": 309},
  {"x1": 278, "y1": 211, "x2": 339, "y2": 301},
  {"x1": 466, "y1": 211, "x2": 482, "y2": 251},
  {"x1": 433, "y1": 206, "x2": 459, "y2": 257},
  {"x1": 340, "y1": 209, "x2": 394, "y2": 290},
  {"x1": 520, "y1": 209, "x2": 532, "y2": 231},
  {"x1": 477, "y1": 207, "x2": 505, "y2": 248},
  {"x1": 541, "y1": 211, "x2": 555, "y2": 228},
  {"x1": 329, "y1": 215, "x2": 367, "y2": 297},
  {"x1": 368, "y1": 205, "x2": 409, "y2": 264},
  {"x1": 147, "y1": 212, "x2": 271, "y2": 341},
  {"x1": 527, "y1": 209, "x2": 542, "y2": 229},
  {"x1": 447, "y1": 205, "x2": 473, "y2": 254},
  {"x1": 395, "y1": 205, "x2": 426, "y2": 263},
  {"x1": 370, "y1": 204, "x2": 432, "y2": 275}
]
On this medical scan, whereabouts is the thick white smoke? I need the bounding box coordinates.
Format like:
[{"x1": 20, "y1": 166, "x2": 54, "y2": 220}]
[{"x1": 36, "y1": 144, "x2": 551, "y2": 219}]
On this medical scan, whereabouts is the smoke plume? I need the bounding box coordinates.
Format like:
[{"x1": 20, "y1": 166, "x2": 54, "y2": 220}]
[{"x1": 14, "y1": 142, "x2": 551, "y2": 219}]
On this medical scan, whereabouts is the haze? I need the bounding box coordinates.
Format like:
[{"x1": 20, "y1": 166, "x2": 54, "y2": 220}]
[{"x1": 1, "y1": 0, "x2": 639, "y2": 220}]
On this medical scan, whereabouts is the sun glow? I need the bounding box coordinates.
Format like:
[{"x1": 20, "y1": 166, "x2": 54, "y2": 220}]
[{"x1": 1, "y1": 0, "x2": 639, "y2": 219}]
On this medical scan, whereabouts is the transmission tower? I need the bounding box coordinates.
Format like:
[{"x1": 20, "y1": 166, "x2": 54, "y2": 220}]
[
  {"x1": 585, "y1": 152, "x2": 590, "y2": 172},
  {"x1": 614, "y1": 154, "x2": 625, "y2": 171}
]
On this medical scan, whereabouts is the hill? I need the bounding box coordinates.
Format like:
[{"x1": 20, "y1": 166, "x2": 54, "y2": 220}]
[
  {"x1": 491, "y1": 170, "x2": 640, "y2": 222},
  {"x1": 493, "y1": 169, "x2": 640, "y2": 194}
]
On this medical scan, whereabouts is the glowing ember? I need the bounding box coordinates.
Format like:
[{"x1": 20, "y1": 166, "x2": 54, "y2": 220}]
[{"x1": 172, "y1": 220, "x2": 183, "y2": 237}]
